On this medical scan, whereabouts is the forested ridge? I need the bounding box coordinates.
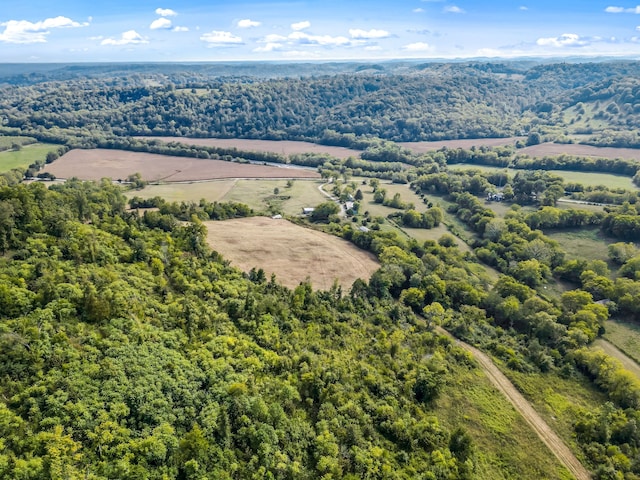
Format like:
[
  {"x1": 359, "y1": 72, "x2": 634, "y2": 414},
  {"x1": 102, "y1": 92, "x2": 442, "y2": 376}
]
[{"x1": 2, "y1": 60, "x2": 640, "y2": 146}]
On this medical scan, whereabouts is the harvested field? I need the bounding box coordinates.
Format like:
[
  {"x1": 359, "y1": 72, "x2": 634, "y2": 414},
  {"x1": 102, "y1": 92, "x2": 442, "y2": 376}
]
[
  {"x1": 204, "y1": 217, "x2": 379, "y2": 290},
  {"x1": 519, "y1": 142, "x2": 640, "y2": 160},
  {"x1": 400, "y1": 137, "x2": 523, "y2": 152},
  {"x1": 41, "y1": 149, "x2": 320, "y2": 182},
  {"x1": 141, "y1": 136, "x2": 362, "y2": 159}
]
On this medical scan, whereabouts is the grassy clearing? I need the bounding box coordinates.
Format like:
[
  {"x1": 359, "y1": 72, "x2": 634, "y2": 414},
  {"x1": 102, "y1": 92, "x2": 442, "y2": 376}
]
[
  {"x1": 124, "y1": 180, "x2": 237, "y2": 203},
  {"x1": 448, "y1": 163, "x2": 637, "y2": 189},
  {"x1": 500, "y1": 364, "x2": 607, "y2": 465},
  {"x1": 546, "y1": 228, "x2": 617, "y2": 264},
  {"x1": 221, "y1": 179, "x2": 327, "y2": 215},
  {"x1": 437, "y1": 362, "x2": 572, "y2": 479},
  {"x1": 0, "y1": 143, "x2": 58, "y2": 173},
  {"x1": 602, "y1": 319, "x2": 640, "y2": 365},
  {"x1": 0, "y1": 135, "x2": 37, "y2": 149}
]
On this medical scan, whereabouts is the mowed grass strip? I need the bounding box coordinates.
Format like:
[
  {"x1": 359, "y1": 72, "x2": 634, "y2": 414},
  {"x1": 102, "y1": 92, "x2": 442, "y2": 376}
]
[
  {"x1": 204, "y1": 217, "x2": 379, "y2": 290},
  {"x1": 0, "y1": 143, "x2": 58, "y2": 173},
  {"x1": 125, "y1": 180, "x2": 238, "y2": 203}
]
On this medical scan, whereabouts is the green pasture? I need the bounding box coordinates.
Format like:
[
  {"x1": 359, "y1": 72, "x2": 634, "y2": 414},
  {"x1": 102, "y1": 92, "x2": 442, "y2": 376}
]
[
  {"x1": 448, "y1": 163, "x2": 637, "y2": 189},
  {"x1": 0, "y1": 142, "x2": 58, "y2": 173}
]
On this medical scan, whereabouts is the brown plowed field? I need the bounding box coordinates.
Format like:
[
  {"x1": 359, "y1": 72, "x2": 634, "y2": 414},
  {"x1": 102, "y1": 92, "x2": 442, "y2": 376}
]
[
  {"x1": 41, "y1": 149, "x2": 320, "y2": 182},
  {"x1": 141, "y1": 136, "x2": 362, "y2": 159},
  {"x1": 520, "y1": 142, "x2": 640, "y2": 160},
  {"x1": 204, "y1": 217, "x2": 379, "y2": 290}
]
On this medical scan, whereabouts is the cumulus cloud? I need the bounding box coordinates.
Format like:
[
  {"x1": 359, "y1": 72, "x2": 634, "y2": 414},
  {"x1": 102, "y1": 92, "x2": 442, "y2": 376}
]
[
  {"x1": 200, "y1": 30, "x2": 243, "y2": 46},
  {"x1": 156, "y1": 8, "x2": 177, "y2": 17},
  {"x1": 101, "y1": 30, "x2": 148, "y2": 46},
  {"x1": 413, "y1": 8, "x2": 425, "y2": 13},
  {"x1": 536, "y1": 33, "x2": 588, "y2": 47},
  {"x1": 288, "y1": 31, "x2": 350, "y2": 46},
  {"x1": 150, "y1": 18, "x2": 172, "y2": 30},
  {"x1": 444, "y1": 6, "x2": 465, "y2": 13},
  {"x1": 253, "y1": 42, "x2": 282, "y2": 52},
  {"x1": 0, "y1": 16, "x2": 89, "y2": 44},
  {"x1": 605, "y1": 6, "x2": 640, "y2": 13},
  {"x1": 349, "y1": 28, "x2": 390, "y2": 39},
  {"x1": 403, "y1": 42, "x2": 431, "y2": 51},
  {"x1": 520, "y1": 6, "x2": 528, "y2": 10},
  {"x1": 238, "y1": 19, "x2": 261, "y2": 28},
  {"x1": 291, "y1": 21, "x2": 311, "y2": 31},
  {"x1": 173, "y1": 26, "x2": 188, "y2": 32},
  {"x1": 364, "y1": 45, "x2": 382, "y2": 51}
]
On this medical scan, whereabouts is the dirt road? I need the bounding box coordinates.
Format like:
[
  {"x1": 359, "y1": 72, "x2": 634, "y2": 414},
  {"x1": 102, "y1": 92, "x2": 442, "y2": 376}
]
[{"x1": 436, "y1": 327, "x2": 591, "y2": 480}]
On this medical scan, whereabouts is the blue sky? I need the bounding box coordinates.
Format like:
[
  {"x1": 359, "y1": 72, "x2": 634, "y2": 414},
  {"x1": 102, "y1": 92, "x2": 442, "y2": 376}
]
[{"x1": 1, "y1": 1, "x2": 640, "y2": 62}]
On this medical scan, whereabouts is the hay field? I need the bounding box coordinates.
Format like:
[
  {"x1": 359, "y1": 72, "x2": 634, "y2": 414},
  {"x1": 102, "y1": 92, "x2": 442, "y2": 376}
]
[
  {"x1": 520, "y1": 142, "x2": 640, "y2": 160},
  {"x1": 42, "y1": 149, "x2": 320, "y2": 182},
  {"x1": 204, "y1": 217, "x2": 379, "y2": 290},
  {"x1": 142, "y1": 136, "x2": 362, "y2": 159},
  {"x1": 400, "y1": 137, "x2": 523, "y2": 153},
  {"x1": 0, "y1": 143, "x2": 58, "y2": 173}
]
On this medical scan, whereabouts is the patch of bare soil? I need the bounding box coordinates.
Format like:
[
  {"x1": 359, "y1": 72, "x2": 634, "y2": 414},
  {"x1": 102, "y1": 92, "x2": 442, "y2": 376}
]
[
  {"x1": 437, "y1": 327, "x2": 592, "y2": 480},
  {"x1": 141, "y1": 136, "x2": 362, "y2": 159},
  {"x1": 204, "y1": 217, "x2": 379, "y2": 290},
  {"x1": 42, "y1": 149, "x2": 320, "y2": 182}
]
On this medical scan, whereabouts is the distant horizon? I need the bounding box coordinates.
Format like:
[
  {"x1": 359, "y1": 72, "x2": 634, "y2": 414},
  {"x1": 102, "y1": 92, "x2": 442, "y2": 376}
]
[{"x1": 3, "y1": 1, "x2": 640, "y2": 62}]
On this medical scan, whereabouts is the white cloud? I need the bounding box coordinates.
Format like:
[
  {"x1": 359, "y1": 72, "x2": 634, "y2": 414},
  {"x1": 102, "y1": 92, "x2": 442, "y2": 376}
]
[
  {"x1": 150, "y1": 18, "x2": 172, "y2": 30},
  {"x1": 519, "y1": 6, "x2": 528, "y2": 10},
  {"x1": 605, "y1": 6, "x2": 640, "y2": 13},
  {"x1": 403, "y1": 42, "x2": 431, "y2": 51},
  {"x1": 364, "y1": 45, "x2": 382, "y2": 51},
  {"x1": 536, "y1": 33, "x2": 588, "y2": 47},
  {"x1": 413, "y1": 8, "x2": 425, "y2": 13},
  {"x1": 238, "y1": 19, "x2": 261, "y2": 28},
  {"x1": 200, "y1": 30, "x2": 243, "y2": 46},
  {"x1": 444, "y1": 6, "x2": 465, "y2": 13},
  {"x1": 0, "y1": 16, "x2": 89, "y2": 44},
  {"x1": 253, "y1": 42, "x2": 282, "y2": 52},
  {"x1": 156, "y1": 8, "x2": 177, "y2": 17},
  {"x1": 263, "y1": 33, "x2": 287, "y2": 43},
  {"x1": 288, "y1": 31, "x2": 350, "y2": 46},
  {"x1": 349, "y1": 28, "x2": 390, "y2": 39},
  {"x1": 291, "y1": 21, "x2": 311, "y2": 31},
  {"x1": 101, "y1": 30, "x2": 148, "y2": 46},
  {"x1": 173, "y1": 26, "x2": 188, "y2": 32}
]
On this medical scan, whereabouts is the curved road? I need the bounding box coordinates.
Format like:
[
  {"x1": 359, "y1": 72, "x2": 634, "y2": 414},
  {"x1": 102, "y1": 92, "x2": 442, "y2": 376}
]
[
  {"x1": 318, "y1": 181, "x2": 346, "y2": 217},
  {"x1": 436, "y1": 327, "x2": 591, "y2": 480}
]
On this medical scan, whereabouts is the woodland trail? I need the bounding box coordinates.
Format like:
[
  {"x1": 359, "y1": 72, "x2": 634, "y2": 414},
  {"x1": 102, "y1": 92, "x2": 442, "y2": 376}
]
[{"x1": 436, "y1": 327, "x2": 591, "y2": 480}]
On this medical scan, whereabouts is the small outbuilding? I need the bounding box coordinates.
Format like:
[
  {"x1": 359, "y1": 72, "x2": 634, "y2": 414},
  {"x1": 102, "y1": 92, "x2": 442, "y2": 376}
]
[{"x1": 302, "y1": 207, "x2": 315, "y2": 215}]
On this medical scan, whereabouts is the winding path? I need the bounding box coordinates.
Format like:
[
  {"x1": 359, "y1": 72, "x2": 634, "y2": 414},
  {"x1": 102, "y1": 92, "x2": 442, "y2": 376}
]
[{"x1": 436, "y1": 327, "x2": 591, "y2": 480}]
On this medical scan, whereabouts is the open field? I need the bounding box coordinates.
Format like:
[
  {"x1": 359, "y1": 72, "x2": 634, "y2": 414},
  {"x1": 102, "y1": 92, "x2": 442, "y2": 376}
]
[
  {"x1": 592, "y1": 339, "x2": 640, "y2": 379},
  {"x1": 0, "y1": 143, "x2": 58, "y2": 173},
  {"x1": 124, "y1": 180, "x2": 237, "y2": 203},
  {"x1": 204, "y1": 217, "x2": 379, "y2": 290},
  {"x1": 448, "y1": 162, "x2": 637, "y2": 189},
  {"x1": 602, "y1": 319, "x2": 640, "y2": 365},
  {"x1": 400, "y1": 137, "x2": 524, "y2": 152},
  {"x1": 546, "y1": 228, "x2": 618, "y2": 264},
  {"x1": 520, "y1": 142, "x2": 640, "y2": 160},
  {"x1": 141, "y1": 136, "x2": 363, "y2": 159},
  {"x1": 41, "y1": 149, "x2": 320, "y2": 182}
]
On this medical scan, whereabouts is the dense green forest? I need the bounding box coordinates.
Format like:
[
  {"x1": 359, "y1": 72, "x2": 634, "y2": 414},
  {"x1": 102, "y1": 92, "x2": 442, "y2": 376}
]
[{"x1": 2, "y1": 60, "x2": 640, "y2": 146}]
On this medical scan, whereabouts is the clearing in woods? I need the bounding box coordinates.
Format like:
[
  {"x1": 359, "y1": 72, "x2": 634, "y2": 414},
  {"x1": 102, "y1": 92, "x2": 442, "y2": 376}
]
[
  {"x1": 41, "y1": 149, "x2": 320, "y2": 182},
  {"x1": 204, "y1": 216, "x2": 379, "y2": 290}
]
